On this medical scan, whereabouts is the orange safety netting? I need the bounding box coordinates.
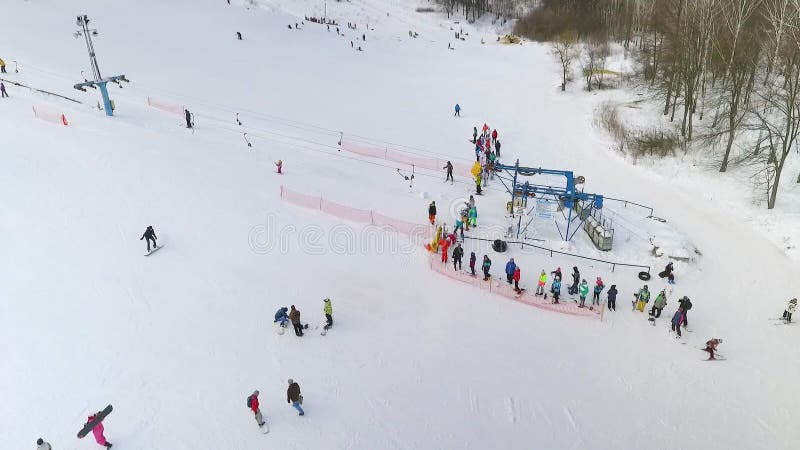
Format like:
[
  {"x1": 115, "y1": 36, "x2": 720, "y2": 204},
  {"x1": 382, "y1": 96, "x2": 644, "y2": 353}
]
[
  {"x1": 146, "y1": 96, "x2": 184, "y2": 115},
  {"x1": 342, "y1": 140, "x2": 473, "y2": 178}
]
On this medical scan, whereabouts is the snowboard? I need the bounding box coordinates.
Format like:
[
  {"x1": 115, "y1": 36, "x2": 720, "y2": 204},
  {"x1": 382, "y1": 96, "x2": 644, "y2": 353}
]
[
  {"x1": 321, "y1": 324, "x2": 331, "y2": 336},
  {"x1": 276, "y1": 323, "x2": 286, "y2": 335},
  {"x1": 259, "y1": 422, "x2": 270, "y2": 434},
  {"x1": 77, "y1": 405, "x2": 113, "y2": 438},
  {"x1": 774, "y1": 321, "x2": 795, "y2": 326},
  {"x1": 145, "y1": 245, "x2": 164, "y2": 256}
]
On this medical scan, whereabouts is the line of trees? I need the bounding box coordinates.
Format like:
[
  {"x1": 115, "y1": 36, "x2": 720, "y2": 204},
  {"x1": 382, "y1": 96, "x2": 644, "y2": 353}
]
[
  {"x1": 434, "y1": 0, "x2": 524, "y2": 21},
  {"x1": 516, "y1": 0, "x2": 800, "y2": 209}
]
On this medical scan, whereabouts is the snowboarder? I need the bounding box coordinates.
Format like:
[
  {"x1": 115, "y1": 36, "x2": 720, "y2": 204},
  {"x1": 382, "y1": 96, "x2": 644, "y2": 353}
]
[
  {"x1": 323, "y1": 298, "x2": 333, "y2": 330},
  {"x1": 569, "y1": 266, "x2": 580, "y2": 295},
  {"x1": 468, "y1": 205, "x2": 477, "y2": 227},
  {"x1": 702, "y1": 338, "x2": 723, "y2": 359},
  {"x1": 289, "y1": 305, "x2": 303, "y2": 337},
  {"x1": 184, "y1": 108, "x2": 193, "y2": 129},
  {"x1": 443, "y1": 161, "x2": 454, "y2": 183},
  {"x1": 275, "y1": 160, "x2": 283, "y2": 174},
  {"x1": 469, "y1": 252, "x2": 477, "y2": 276},
  {"x1": 678, "y1": 296, "x2": 692, "y2": 327},
  {"x1": 551, "y1": 277, "x2": 561, "y2": 303},
  {"x1": 0, "y1": 82, "x2": 7, "y2": 98},
  {"x1": 782, "y1": 298, "x2": 797, "y2": 322},
  {"x1": 428, "y1": 201, "x2": 436, "y2": 225},
  {"x1": 85, "y1": 411, "x2": 112, "y2": 449},
  {"x1": 650, "y1": 290, "x2": 667, "y2": 318},
  {"x1": 454, "y1": 104, "x2": 461, "y2": 117},
  {"x1": 274, "y1": 306, "x2": 289, "y2": 328},
  {"x1": 592, "y1": 277, "x2": 605, "y2": 306},
  {"x1": 468, "y1": 195, "x2": 476, "y2": 210},
  {"x1": 578, "y1": 279, "x2": 589, "y2": 307},
  {"x1": 472, "y1": 126, "x2": 478, "y2": 143},
  {"x1": 634, "y1": 285, "x2": 651, "y2": 312},
  {"x1": 236, "y1": 31, "x2": 243, "y2": 40},
  {"x1": 505, "y1": 258, "x2": 516, "y2": 284},
  {"x1": 140, "y1": 226, "x2": 157, "y2": 252},
  {"x1": 671, "y1": 307, "x2": 684, "y2": 338},
  {"x1": 481, "y1": 255, "x2": 491, "y2": 280},
  {"x1": 287, "y1": 379, "x2": 304, "y2": 416},
  {"x1": 36, "y1": 438, "x2": 52, "y2": 450},
  {"x1": 513, "y1": 265, "x2": 521, "y2": 292},
  {"x1": 536, "y1": 270, "x2": 547, "y2": 296},
  {"x1": 494, "y1": 139, "x2": 501, "y2": 157},
  {"x1": 247, "y1": 390, "x2": 266, "y2": 427},
  {"x1": 659, "y1": 262, "x2": 675, "y2": 284},
  {"x1": 452, "y1": 243, "x2": 463, "y2": 270},
  {"x1": 453, "y1": 216, "x2": 464, "y2": 239},
  {"x1": 607, "y1": 285, "x2": 617, "y2": 311}
]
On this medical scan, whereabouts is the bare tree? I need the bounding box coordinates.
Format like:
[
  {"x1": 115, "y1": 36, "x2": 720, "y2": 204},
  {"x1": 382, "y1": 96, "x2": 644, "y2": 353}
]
[
  {"x1": 582, "y1": 33, "x2": 609, "y2": 91},
  {"x1": 552, "y1": 31, "x2": 579, "y2": 91}
]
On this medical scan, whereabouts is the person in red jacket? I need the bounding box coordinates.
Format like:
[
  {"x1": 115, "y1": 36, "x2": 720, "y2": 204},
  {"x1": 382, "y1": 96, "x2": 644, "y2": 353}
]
[
  {"x1": 513, "y1": 266, "x2": 521, "y2": 291},
  {"x1": 491, "y1": 128, "x2": 498, "y2": 143},
  {"x1": 439, "y1": 237, "x2": 450, "y2": 263},
  {"x1": 86, "y1": 413, "x2": 112, "y2": 449},
  {"x1": 247, "y1": 390, "x2": 266, "y2": 427}
]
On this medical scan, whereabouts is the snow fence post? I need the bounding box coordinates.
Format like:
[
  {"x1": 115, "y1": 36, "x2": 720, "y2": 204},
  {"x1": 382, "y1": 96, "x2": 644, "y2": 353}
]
[
  {"x1": 280, "y1": 185, "x2": 284, "y2": 198},
  {"x1": 370, "y1": 210, "x2": 374, "y2": 225},
  {"x1": 599, "y1": 302, "x2": 606, "y2": 322},
  {"x1": 319, "y1": 196, "x2": 323, "y2": 211}
]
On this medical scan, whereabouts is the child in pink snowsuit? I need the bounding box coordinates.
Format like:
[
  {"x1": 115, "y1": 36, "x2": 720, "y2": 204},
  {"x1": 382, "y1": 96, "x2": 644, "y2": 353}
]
[
  {"x1": 89, "y1": 414, "x2": 112, "y2": 449},
  {"x1": 275, "y1": 159, "x2": 283, "y2": 174}
]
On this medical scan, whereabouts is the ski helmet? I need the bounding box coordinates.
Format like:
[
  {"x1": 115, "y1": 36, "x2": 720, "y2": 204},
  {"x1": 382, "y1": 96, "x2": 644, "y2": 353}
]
[
  {"x1": 324, "y1": 298, "x2": 330, "y2": 303},
  {"x1": 288, "y1": 379, "x2": 294, "y2": 385},
  {"x1": 791, "y1": 298, "x2": 798, "y2": 304}
]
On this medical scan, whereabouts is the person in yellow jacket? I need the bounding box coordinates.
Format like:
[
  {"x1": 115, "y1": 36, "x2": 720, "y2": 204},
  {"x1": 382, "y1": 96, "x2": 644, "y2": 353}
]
[
  {"x1": 535, "y1": 270, "x2": 548, "y2": 296},
  {"x1": 0, "y1": 58, "x2": 6, "y2": 74},
  {"x1": 323, "y1": 298, "x2": 333, "y2": 331}
]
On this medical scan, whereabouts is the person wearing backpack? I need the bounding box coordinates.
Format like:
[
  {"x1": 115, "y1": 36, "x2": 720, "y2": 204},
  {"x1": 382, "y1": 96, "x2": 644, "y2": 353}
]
[{"x1": 247, "y1": 390, "x2": 266, "y2": 428}]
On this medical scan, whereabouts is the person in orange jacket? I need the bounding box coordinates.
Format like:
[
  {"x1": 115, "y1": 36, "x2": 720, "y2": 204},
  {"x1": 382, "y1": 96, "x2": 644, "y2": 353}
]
[
  {"x1": 439, "y1": 237, "x2": 450, "y2": 263},
  {"x1": 513, "y1": 266, "x2": 521, "y2": 291}
]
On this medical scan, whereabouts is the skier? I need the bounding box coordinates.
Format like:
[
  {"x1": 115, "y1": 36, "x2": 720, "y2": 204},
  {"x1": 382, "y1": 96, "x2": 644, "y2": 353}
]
[
  {"x1": 551, "y1": 277, "x2": 562, "y2": 303},
  {"x1": 428, "y1": 201, "x2": 436, "y2": 225},
  {"x1": 491, "y1": 128, "x2": 498, "y2": 144},
  {"x1": 494, "y1": 139, "x2": 501, "y2": 157},
  {"x1": 85, "y1": 411, "x2": 112, "y2": 449},
  {"x1": 481, "y1": 255, "x2": 491, "y2": 280},
  {"x1": 452, "y1": 243, "x2": 463, "y2": 270},
  {"x1": 469, "y1": 252, "x2": 477, "y2": 276},
  {"x1": 275, "y1": 160, "x2": 283, "y2": 174},
  {"x1": 782, "y1": 298, "x2": 797, "y2": 322},
  {"x1": 607, "y1": 285, "x2": 618, "y2": 311},
  {"x1": 592, "y1": 277, "x2": 605, "y2": 308},
  {"x1": 0, "y1": 82, "x2": 7, "y2": 98},
  {"x1": 439, "y1": 236, "x2": 450, "y2": 263},
  {"x1": 569, "y1": 266, "x2": 580, "y2": 295},
  {"x1": 472, "y1": 126, "x2": 478, "y2": 143},
  {"x1": 671, "y1": 307, "x2": 684, "y2": 338},
  {"x1": 702, "y1": 338, "x2": 723, "y2": 360},
  {"x1": 0, "y1": 58, "x2": 5, "y2": 73},
  {"x1": 184, "y1": 108, "x2": 193, "y2": 129},
  {"x1": 236, "y1": 31, "x2": 243, "y2": 40},
  {"x1": 323, "y1": 298, "x2": 333, "y2": 330},
  {"x1": 139, "y1": 225, "x2": 158, "y2": 252},
  {"x1": 289, "y1": 305, "x2": 303, "y2": 337},
  {"x1": 650, "y1": 289, "x2": 667, "y2": 318},
  {"x1": 468, "y1": 195, "x2": 476, "y2": 210},
  {"x1": 274, "y1": 306, "x2": 289, "y2": 328},
  {"x1": 454, "y1": 104, "x2": 461, "y2": 117},
  {"x1": 578, "y1": 279, "x2": 589, "y2": 307},
  {"x1": 505, "y1": 258, "x2": 516, "y2": 284},
  {"x1": 535, "y1": 270, "x2": 547, "y2": 296},
  {"x1": 287, "y1": 379, "x2": 305, "y2": 416},
  {"x1": 634, "y1": 285, "x2": 651, "y2": 312},
  {"x1": 468, "y1": 205, "x2": 477, "y2": 227},
  {"x1": 247, "y1": 390, "x2": 266, "y2": 427},
  {"x1": 513, "y1": 265, "x2": 521, "y2": 292},
  {"x1": 443, "y1": 161, "x2": 454, "y2": 183},
  {"x1": 36, "y1": 438, "x2": 52, "y2": 450},
  {"x1": 678, "y1": 296, "x2": 692, "y2": 327}
]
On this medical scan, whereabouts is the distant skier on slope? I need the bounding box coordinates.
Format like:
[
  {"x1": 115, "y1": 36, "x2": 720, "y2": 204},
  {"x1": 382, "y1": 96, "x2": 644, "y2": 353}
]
[
  {"x1": 702, "y1": 338, "x2": 723, "y2": 360},
  {"x1": 494, "y1": 139, "x2": 501, "y2": 157},
  {"x1": 140, "y1": 226, "x2": 158, "y2": 252},
  {"x1": 275, "y1": 159, "x2": 283, "y2": 174},
  {"x1": 482, "y1": 255, "x2": 491, "y2": 280},
  {"x1": 287, "y1": 379, "x2": 305, "y2": 416},
  {"x1": 491, "y1": 128, "x2": 498, "y2": 144},
  {"x1": 247, "y1": 390, "x2": 267, "y2": 427},
  {"x1": 274, "y1": 307, "x2": 289, "y2": 328},
  {"x1": 443, "y1": 161, "x2": 454, "y2": 183},
  {"x1": 452, "y1": 243, "x2": 463, "y2": 271},
  {"x1": 323, "y1": 298, "x2": 333, "y2": 330},
  {"x1": 472, "y1": 127, "x2": 478, "y2": 143},
  {"x1": 184, "y1": 108, "x2": 193, "y2": 129},
  {"x1": 782, "y1": 298, "x2": 797, "y2": 322},
  {"x1": 606, "y1": 285, "x2": 618, "y2": 311},
  {"x1": 0, "y1": 82, "x2": 7, "y2": 98},
  {"x1": 469, "y1": 251, "x2": 476, "y2": 276},
  {"x1": 454, "y1": 104, "x2": 461, "y2": 117},
  {"x1": 428, "y1": 201, "x2": 436, "y2": 225}
]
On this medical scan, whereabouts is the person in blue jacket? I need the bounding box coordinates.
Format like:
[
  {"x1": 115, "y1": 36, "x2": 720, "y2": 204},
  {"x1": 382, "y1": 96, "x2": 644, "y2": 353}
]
[
  {"x1": 454, "y1": 103, "x2": 461, "y2": 117},
  {"x1": 505, "y1": 258, "x2": 516, "y2": 284},
  {"x1": 274, "y1": 307, "x2": 289, "y2": 327},
  {"x1": 551, "y1": 278, "x2": 562, "y2": 304}
]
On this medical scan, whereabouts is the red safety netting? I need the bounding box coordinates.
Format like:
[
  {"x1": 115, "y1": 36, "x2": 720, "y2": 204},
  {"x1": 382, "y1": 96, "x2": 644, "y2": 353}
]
[
  {"x1": 342, "y1": 140, "x2": 474, "y2": 178},
  {"x1": 280, "y1": 186, "x2": 322, "y2": 210},
  {"x1": 32, "y1": 106, "x2": 68, "y2": 126},
  {"x1": 146, "y1": 96, "x2": 184, "y2": 115},
  {"x1": 428, "y1": 255, "x2": 601, "y2": 319},
  {"x1": 320, "y1": 199, "x2": 373, "y2": 224}
]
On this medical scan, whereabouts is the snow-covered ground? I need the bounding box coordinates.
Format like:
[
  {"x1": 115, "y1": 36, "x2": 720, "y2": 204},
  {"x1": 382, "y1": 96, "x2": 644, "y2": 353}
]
[{"x1": 1, "y1": 0, "x2": 798, "y2": 449}]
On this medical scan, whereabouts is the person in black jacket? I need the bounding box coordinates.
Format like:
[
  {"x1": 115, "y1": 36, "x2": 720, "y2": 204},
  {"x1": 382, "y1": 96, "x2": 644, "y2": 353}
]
[
  {"x1": 140, "y1": 226, "x2": 157, "y2": 252},
  {"x1": 607, "y1": 285, "x2": 618, "y2": 311},
  {"x1": 494, "y1": 139, "x2": 501, "y2": 157},
  {"x1": 678, "y1": 296, "x2": 692, "y2": 328},
  {"x1": 287, "y1": 379, "x2": 304, "y2": 416},
  {"x1": 184, "y1": 108, "x2": 193, "y2": 128},
  {"x1": 428, "y1": 201, "x2": 436, "y2": 225},
  {"x1": 452, "y1": 243, "x2": 463, "y2": 270},
  {"x1": 569, "y1": 266, "x2": 580, "y2": 295},
  {"x1": 443, "y1": 161, "x2": 454, "y2": 183}
]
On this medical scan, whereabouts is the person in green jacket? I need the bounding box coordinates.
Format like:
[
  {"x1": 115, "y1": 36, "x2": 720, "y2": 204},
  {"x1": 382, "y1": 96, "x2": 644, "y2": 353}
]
[
  {"x1": 578, "y1": 279, "x2": 589, "y2": 308},
  {"x1": 468, "y1": 206, "x2": 477, "y2": 227},
  {"x1": 323, "y1": 298, "x2": 333, "y2": 330},
  {"x1": 482, "y1": 255, "x2": 492, "y2": 280},
  {"x1": 634, "y1": 285, "x2": 651, "y2": 311},
  {"x1": 650, "y1": 290, "x2": 667, "y2": 318}
]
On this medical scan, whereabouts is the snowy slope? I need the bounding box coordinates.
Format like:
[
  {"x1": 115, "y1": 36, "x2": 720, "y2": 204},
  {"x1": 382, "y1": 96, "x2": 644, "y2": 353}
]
[{"x1": 1, "y1": 1, "x2": 798, "y2": 449}]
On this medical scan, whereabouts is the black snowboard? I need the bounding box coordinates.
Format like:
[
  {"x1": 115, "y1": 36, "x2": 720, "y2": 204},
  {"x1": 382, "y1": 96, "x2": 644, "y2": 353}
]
[{"x1": 77, "y1": 405, "x2": 113, "y2": 438}]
